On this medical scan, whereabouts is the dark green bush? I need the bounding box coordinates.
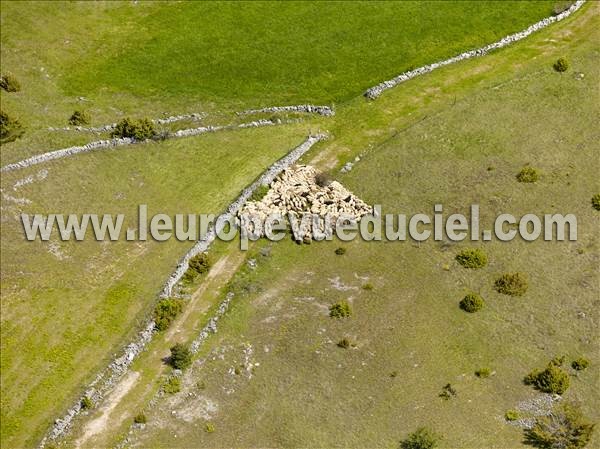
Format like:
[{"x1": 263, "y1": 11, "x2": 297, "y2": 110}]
[
  {"x1": 69, "y1": 110, "x2": 91, "y2": 126},
  {"x1": 455, "y1": 248, "x2": 488, "y2": 268},
  {"x1": 553, "y1": 57, "x2": 570, "y2": 73},
  {"x1": 400, "y1": 427, "x2": 439, "y2": 449},
  {"x1": 134, "y1": 413, "x2": 147, "y2": 424},
  {"x1": 517, "y1": 166, "x2": 540, "y2": 183},
  {"x1": 0, "y1": 73, "x2": 20, "y2": 92},
  {"x1": 1, "y1": 110, "x2": 25, "y2": 144},
  {"x1": 571, "y1": 358, "x2": 589, "y2": 371},
  {"x1": 189, "y1": 252, "x2": 210, "y2": 276},
  {"x1": 524, "y1": 363, "x2": 570, "y2": 395},
  {"x1": 329, "y1": 300, "x2": 352, "y2": 318},
  {"x1": 249, "y1": 184, "x2": 270, "y2": 202},
  {"x1": 81, "y1": 396, "x2": 93, "y2": 409},
  {"x1": 505, "y1": 410, "x2": 521, "y2": 421},
  {"x1": 525, "y1": 402, "x2": 595, "y2": 449},
  {"x1": 591, "y1": 194, "x2": 600, "y2": 211},
  {"x1": 154, "y1": 298, "x2": 184, "y2": 331},
  {"x1": 162, "y1": 376, "x2": 181, "y2": 394},
  {"x1": 111, "y1": 117, "x2": 156, "y2": 140},
  {"x1": 169, "y1": 343, "x2": 192, "y2": 370},
  {"x1": 460, "y1": 293, "x2": 484, "y2": 313},
  {"x1": 495, "y1": 272, "x2": 528, "y2": 296},
  {"x1": 475, "y1": 367, "x2": 491, "y2": 378},
  {"x1": 334, "y1": 247, "x2": 347, "y2": 256}
]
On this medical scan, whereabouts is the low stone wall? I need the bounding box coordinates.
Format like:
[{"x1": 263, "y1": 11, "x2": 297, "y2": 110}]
[
  {"x1": 48, "y1": 112, "x2": 205, "y2": 133},
  {"x1": 2, "y1": 119, "x2": 284, "y2": 173},
  {"x1": 239, "y1": 104, "x2": 335, "y2": 117},
  {"x1": 364, "y1": 0, "x2": 586, "y2": 99},
  {"x1": 38, "y1": 133, "x2": 327, "y2": 448}
]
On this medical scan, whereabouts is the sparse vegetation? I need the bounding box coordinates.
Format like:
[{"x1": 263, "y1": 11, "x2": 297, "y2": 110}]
[
  {"x1": 205, "y1": 422, "x2": 215, "y2": 433},
  {"x1": 162, "y1": 376, "x2": 181, "y2": 394},
  {"x1": 552, "y1": 1, "x2": 575, "y2": 16},
  {"x1": 591, "y1": 194, "x2": 600, "y2": 211},
  {"x1": 495, "y1": 272, "x2": 529, "y2": 296},
  {"x1": 80, "y1": 396, "x2": 93, "y2": 410},
  {"x1": 329, "y1": 300, "x2": 352, "y2": 318},
  {"x1": 475, "y1": 368, "x2": 491, "y2": 378},
  {"x1": 439, "y1": 383, "x2": 457, "y2": 400},
  {"x1": 0, "y1": 110, "x2": 25, "y2": 144},
  {"x1": 0, "y1": 73, "x2": 20, "y2": 92},
  {"x1": 337, "y1": 338, "x2": 351, "y2": 349},
  {"x1": 455, "y1": 248, "x2": 488, "y2": 268},
  {"x1": 553, "y1": 57, "x2": 570, "y2": 72},
  {"x1": 68, "y1": 110, "x2": 91, "y2": 126},
  {"x1": 110, "y1": 117, "x2": 156, "y2": 140},
  {"x1": 525, "y1": 402, "x2": 595, "y2": 449},
  {"x1": 134, "y1": 413, "x2": 147, "y2": 424},
  {"x1": 334, "y1": 247, "x2": 347, "y2": 256},
  {"x1": 400, "y1": 427, "x2": 439, "y2": 449},
  {"x1": 517, "y1": 166, "x2": 540, "y2": 183},
  {"x1": 460, "y1": 293, "x2": 484, "y2": 313},
  {"x1": 153, "y1": 298, "x2": 184, "y2": 331},
  {"x1": 571, "y1": 358, "x2": 589, "y2": 371},
  {"x1": 249, "y1": 184, "x2": 270, "y2": 202},
  {"x1": 524, "y1": 362, "x2": 570, "y2": 395},
  {"x1": 505, "y1": 410, "x2": 521, "y2": 421},
  {"x1": 362, "y1": 282, "x2": 374, "y2": 290},
  {"x1": 169, "y1": 343, "x2": 192, "y2": 370}
]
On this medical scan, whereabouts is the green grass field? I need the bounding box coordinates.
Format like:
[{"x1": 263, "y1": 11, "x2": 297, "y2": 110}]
[{"x1": 1, "y1": 1, "x2": 598, "y2": 448}]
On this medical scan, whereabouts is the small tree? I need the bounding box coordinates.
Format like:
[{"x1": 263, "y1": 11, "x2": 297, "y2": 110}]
[
  {"x1": 525, "y1": 362, "x2": 570, "y2": 395},
  {"x1": 525, "y1": 402, "x2": 595, "y2": 449},
  {"x1": 495, "y1": 272, "x2": 528, "y2": 296},
  {"x1": 460, "y1": 293, "x2": 485, "y2": 313},
  {"x1": 456, "y1": 248, "x2": 488, "y2": 268},
  {"x1": 111, "y1": 117, "x2": 156, "y2": 140},
  {"x1": 553, "y1": 57, "x2": 570, "y2": 73},
  {"x1": 329, "y1": 300, "x2": 352, "y2": 318},
  {"x1": 189, "y1": 253, "x2": 210, "y2": 276},
  {"x1": 400, "y1": 427, "x2": 439, "y2": 449},
  {"x1": 169, "y1": 343, "x2": 192, "y2": 370},
  {"x1": 153, "y1": 298, "x2": 184, "y2": 331},
  {"x1": 69, "y1": 110, "x2": 91, "y2": 126},
  {"x1": 0, "y1": 110, "x2": 25, "y2": 144}
]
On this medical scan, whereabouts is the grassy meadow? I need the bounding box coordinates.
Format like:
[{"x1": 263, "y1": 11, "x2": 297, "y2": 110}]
[{"x1": 0, "y1": 1, "x2": 597, "y2": 449}]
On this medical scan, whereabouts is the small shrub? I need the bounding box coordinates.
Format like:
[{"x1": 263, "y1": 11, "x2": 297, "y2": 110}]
[
  {"x1": 329, "y1": 300, "x2": 352, "y2": 318},
  {"x1": 334, "y1": 247, "x2": 347, "y2": 256},
  {"x1": 439, "y1": 383, "x2": 457, "y2": 400},
  {"x1": 134, "y1": 413, "x2": 147, "y2": 424},
  {"x1": 525, "y1": 402, "x2": 595, "y2": 449},
  {"x1": 315, "y1": 171, "x2": 332, "y2": 187},
  {"x1": 205, "y1": 422, "x2": 215, "y2": 433},
  {"x1": 69, "y1": 110, "x2": 91, "y2": 126},
  {"x1": 337, "y1": 338, "x2": 351, "y2": 349},
  {"x1": 553, "y1": 57, "x2": 570, "y2": 73},
  {"x1": 455, "y1": 248, "x2": 488, "y2": 268},
  {"x1": 460, "y1": 293, "x2": 485, "y2": 313},
  {"x1": 390, "y1": 370, "x2": 398, "y2": 378},
  {"x1": 400, "y1": 427, "x2": 439, "y2": 449},
  {"x1": 362, "y1": 282, "x2": 374, "y2": 291},
  {"x1": 111, "y1": 117, "x2": 156, "y2": 140},
  {"x1": 81, "y1": 396, "x2": 93, "y2": 409},
  {"x1": 249, "y1": 184, "x2": 270, "y2": 202},
  {"x1": 153, "y1": 298, "x2": 184, "y2": 331},
  {"x1": 591, "y1": 194, "x2": 600, "y2": 211},
  {"x1": 169, "y1": 343, "x2": 192, "y2": 370},
  {"x1": 505, "y1": 410, "x2": 521, "y2": 421},
  {"x1": 163, "y1": 376, "x2": 181, "y2": 394},
  {"x1": 188, "y1": 252, "x2": 210, "y2": 276},
  {"x1": 0, "y1": 73, "x2": 20, "y2": 92},
  {"x1": 517, "y1": 166, "x2": 540, "y2": 183},
  {"x1": 0, "y1": 110, "x2": 25, "y2": 144},
  {"x1": 475, "y1": 368, "x2": 491, "y2": 378},
  {"x1": 495, "y1": 272, "x2": 528, "y2": 296},
  {"x1": 525, "y1": 363, "x2": 570, "y2": 395},
  {"x1": 571, "y1": 357, "x2": 589, "y2": 371}
]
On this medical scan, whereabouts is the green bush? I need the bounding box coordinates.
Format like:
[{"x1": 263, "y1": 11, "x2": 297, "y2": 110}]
[
  {"x1": 189, "y1": 252, "x2": 210, "y2": 276},
  {"x1": 591, "y1": 194, "x2": 600, "y2": 211},
  {"x1": 69, "y1": 110, "x2": 91, "y2": 126},
  {"x1": 1, "y1": 110, "x2": 25, "y2": 144},
  {"x1": 329, "y1": 300, "x2": 352, "y2": 318},
  {"x1": 81, "y1": 396, "x2": 93, "y2": 409},
  {"x1": 249, "y1": 184, "x2": 270, "y2": 202},
  {"x1": 0, "y1": 73, "x2": 20, "y2": 92},
  {"x1": 475, "y1": 368, "x2": 491, "y2": 378},
  {"x1": 134, "y1": 413, "x2": 147, "y2": 424},
  {"x1": 334, "y1": 247, "x2": 347, "y2": 256},
  {"x1": 460, "y1": 293, "x2": 484, "y2": 313},
  {"x1": 400, "y1": 427, "x2": 439, "y2": 449},
  {"x1": 525, "y1": 402, "x2": 595, "y2": 449},
  {"x1": 517, "y1": 166, "x2": 540, "y2": 183},
  {"x1": 162, "y1": 376, "x2": 181, "y2": 394},
  {"x1": 169, "y1": 343, "x2": 192, "y2": 370},
  {"x1": 571, "y1": 358, "x2": 589, "y2": 371},
  {"x1": 524, "y1": 363, "x2": 570, "y2": 395},
  {"x1": 110, "y1": 117, "x2": 156, "y2": 140},
  {"x1": 495, "y1": 272, "x2": 528, "y2": 296},
  {"x1": 553, "y1": 57, "x2": 570, "y2": 72},
  {"x1": 153, "y1": 298, "x2": 184, "y2": 331},
  {"x1": 455, "y1": 248, "x2": 488, "y2": 268},
  {"x1": 505, "y1": 410, "x2": 521, "y2": 421}
]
